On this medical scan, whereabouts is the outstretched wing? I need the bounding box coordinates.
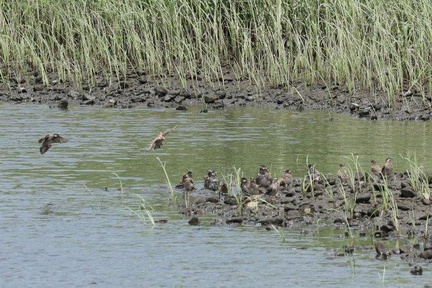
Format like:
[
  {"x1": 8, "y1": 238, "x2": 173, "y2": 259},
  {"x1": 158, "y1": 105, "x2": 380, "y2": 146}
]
[
  {"x1": 38, "y1": 134, "x2": 49, "y2": 144},
  {"x1": 40, "y1": 145, "x2": 50, "y2": 155}
]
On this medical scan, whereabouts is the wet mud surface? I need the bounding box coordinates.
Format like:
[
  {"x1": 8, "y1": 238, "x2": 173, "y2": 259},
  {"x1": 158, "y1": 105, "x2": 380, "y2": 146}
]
[
  {"x1": 1, "y1": 71, "x2": 431, "y2": 121},
  {"x1": 179, "y1": 163, "x2": 432, "y2": 268}
]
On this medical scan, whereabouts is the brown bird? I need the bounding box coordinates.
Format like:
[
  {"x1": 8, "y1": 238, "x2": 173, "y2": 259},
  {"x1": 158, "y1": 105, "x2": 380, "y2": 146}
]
[
  {"x1": 183, "y1": 176, "x2": 195, "y2": 192},
  {"x1": 220, "y1": 182, "x2": 229, "y2": 195},
  {"x1": 370, "y1": 159, "x2": 382, "y2": 177},
  {"x1": 381, "y1": 157, "x2": 393, "y2": 178},
  {"x1": 203, "y1": 169, "x2": 219, "y2": 191},
  {"x1": 38, "y1": 134, "x2": 68, "y2": 155},
  {"x1": 267, "y1": 178, "x2": 283, "y2": 196},
  {"x1": 375, "y1": 241, "x2": 391, "y2": 260},
  {"x1": 175, "y1": 171, "x2": 193, "y2": 189},
  {"x1": 240, "y1": 177, "x2": 259, "y2": 196},
  {"x1": 255, "y1": 165, "x2": 273, "y2": 188},
  {"x1": 337, "y1": 164, "x2": 349, "y2": 183},
  {"x1": 276, "y1": 169, "x2": 293, "y2": 190},
  {"x1": 146, "y1": 125, "x2": 177, "y2": 152}
]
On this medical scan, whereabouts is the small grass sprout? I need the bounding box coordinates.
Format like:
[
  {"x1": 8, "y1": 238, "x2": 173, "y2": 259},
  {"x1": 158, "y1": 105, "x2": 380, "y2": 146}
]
[{"x1": 127, "y1": 194, "x2": 155, "y2": 227}]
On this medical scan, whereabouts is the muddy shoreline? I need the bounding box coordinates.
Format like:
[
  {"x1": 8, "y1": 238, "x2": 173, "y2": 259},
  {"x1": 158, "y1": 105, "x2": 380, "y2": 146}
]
[
  {"x1": 1, "y1": 71, "x2": 431, "y2": 121},
  {"x1": 180, "y1": 164, "x2": 432, "y2": 267}
]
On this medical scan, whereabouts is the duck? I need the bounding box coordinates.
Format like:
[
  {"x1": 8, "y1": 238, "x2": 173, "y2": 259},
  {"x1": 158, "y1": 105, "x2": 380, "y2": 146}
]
[
  {"x1": 266, "y1": 178, "x2": 283, "y2": 196},
  {"x1": 370, "y1": 159, "x2": 382, "y2": 177},
  {"x1": 183, "y1": 176, "x2": 195, "y2": 192},
  {"x1": 282, "y1": 169, "x2": 293, "y2": 187},
  {"x1": 381, "y1": 157, "x2": 393, "y2": 178},
  {"x1": 38, "y1": 134, "x2": 68, "y2": 154},
  {"x1": 240, "y1": 177, "x2": 260, "y2": 196},
  {"x1": 220, "y1": 182, "x2": 229, "y2": 195},
  {"x1": 203, "y1": 169, "x2": 219, "y2": 191},
  {"x1": 255, "y1": 165, "x2": 273, "y2": 188},
  {"x1": 337, "y1": 164, "x2": 349, "y2": 183},
  {"x1": 175, "y1": 171, "x2": 193, "y2": 189}
]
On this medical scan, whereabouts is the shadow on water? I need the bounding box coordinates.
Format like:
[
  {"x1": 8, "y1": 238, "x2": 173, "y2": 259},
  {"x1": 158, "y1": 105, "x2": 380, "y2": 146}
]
[{"x1": 0, "y1": 104, "x2": 430, "y2": 287}]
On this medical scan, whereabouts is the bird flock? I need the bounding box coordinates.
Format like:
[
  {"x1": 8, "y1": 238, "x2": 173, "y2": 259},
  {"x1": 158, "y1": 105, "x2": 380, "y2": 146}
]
[
  {"x1": 39, "y1": 128, "x2": 394, "y2": 196},
  {"x1": 173, "y1": 157, "x2": 395, "y2": 197}
]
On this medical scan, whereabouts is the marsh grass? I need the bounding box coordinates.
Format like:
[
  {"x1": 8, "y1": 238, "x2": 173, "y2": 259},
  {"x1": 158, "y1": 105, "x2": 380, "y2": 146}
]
[
  {"x1": 232, "y1": 166, "x2": 245, "y2": 216},
  {"x1": 270, "y1": 224, "x2": 286, "y2": 243},
  {"x1": 301, "y1": 156, "x2": 316, "y2": 196},
  {"x1": 156, "y1": 157, "x2": 175, "y2": 198},
  {"x1": 403, "y1": 154, "x2": 431, "y2": 200},
  {"x1": 1, "y1": 0, "x2": 431, "y2": 103},
  {"x1": 112, "y1": 172, "x2": 124, "y2": 201},
  {"x1": 321, "y1": 174, "x2": 335, "y2": 206},
  {"x1": 127, "y1": 194, "x2": 155, "y2": 227},
  {"x1": 337, "y1": 155, "x2": 365, "y2": 218},
  {"x1": 378, "y1": 177, "x2": 400, "y2": 234},
  {"x1": 424, "y1": 215, "x2": 430, "y2": 239}
]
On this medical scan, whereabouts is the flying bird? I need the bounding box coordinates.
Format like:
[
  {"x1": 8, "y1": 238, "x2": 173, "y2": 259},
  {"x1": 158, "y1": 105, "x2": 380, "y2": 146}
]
[
  {"x1": 38, "y1": 133, "x2": 68, "y2": 154},
  {"x1": 146, "y1": 125, "x2": 177, "y2": 152}
]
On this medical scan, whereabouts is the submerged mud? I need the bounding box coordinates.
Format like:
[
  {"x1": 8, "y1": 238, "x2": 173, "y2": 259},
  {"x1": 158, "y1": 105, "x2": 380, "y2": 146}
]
[{"x1": 1, "y1": 71, "x2": 431, "y2": 121}]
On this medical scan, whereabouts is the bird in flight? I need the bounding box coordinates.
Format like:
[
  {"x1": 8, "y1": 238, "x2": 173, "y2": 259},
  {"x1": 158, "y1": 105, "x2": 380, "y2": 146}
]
[
  {"x1": 146, "y1": 125, "x2": 177, "y2": 152},
  {"x1": 39, "y1": 134, "x2": 68, "y2": 154}
]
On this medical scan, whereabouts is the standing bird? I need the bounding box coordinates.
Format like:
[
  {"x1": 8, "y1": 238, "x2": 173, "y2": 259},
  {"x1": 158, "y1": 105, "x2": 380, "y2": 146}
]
[
  {"x1": 241, "y1": 178, "x2": 260, "y2": 196},
  {"x1": 267, "y1": 178, "x2": 283, "y2": 196},
  {"x1": 220, "y1": 182, "x2": 229, "y2": 195},
  {"x1": 337, "y1": 164, "x2": 349, "y2": 183},
  {"x1": 276, "y1": 169, "x2": 293, "y2": 190},
  {"x1": 146, "y1": 125, "x2": 177, "y2": 152},
  {"x1": 204, "y1": 169, "x2": 219, "y2": 191},
  {"x1": 370, "y1": 159, "x2": 382, "y2": 177},
  {"x1": 175, "y1": 171, "x2": 193, "y2": 189},
  {"x1": 255, "y1": 165, "x2": 273, "y2": 188},
  {"x1": 381, "y1": 157, "x2": 393, "y2": 178},
  {"x1": 38, "y1": 134, "x2": 68, "y2": 155},
  {"x1": 183, "y1": 175, "x2": 195, "y2": 192}
]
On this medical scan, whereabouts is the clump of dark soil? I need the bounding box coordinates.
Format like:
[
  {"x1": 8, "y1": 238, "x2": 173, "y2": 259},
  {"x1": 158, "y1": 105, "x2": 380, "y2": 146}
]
[{"x1": 1, "y1": 70, "x2": 431, "y2": 121}]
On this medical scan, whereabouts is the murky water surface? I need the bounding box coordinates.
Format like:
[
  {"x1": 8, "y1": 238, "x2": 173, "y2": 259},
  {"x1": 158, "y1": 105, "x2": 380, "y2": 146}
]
[{"x1": 1, "y1": 104, "x2": 431, "y2": 287}]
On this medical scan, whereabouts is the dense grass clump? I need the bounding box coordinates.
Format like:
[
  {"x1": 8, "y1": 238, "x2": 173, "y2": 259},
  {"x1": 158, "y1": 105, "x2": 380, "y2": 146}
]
[{"x1": 1, "y1": 0, "x2": 431, "y2": 101}]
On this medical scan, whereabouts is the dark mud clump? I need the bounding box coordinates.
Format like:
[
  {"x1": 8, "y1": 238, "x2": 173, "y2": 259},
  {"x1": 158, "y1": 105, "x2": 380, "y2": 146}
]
[{"x1": 1, "y1": 70, "x2": 431, "y2": 121}]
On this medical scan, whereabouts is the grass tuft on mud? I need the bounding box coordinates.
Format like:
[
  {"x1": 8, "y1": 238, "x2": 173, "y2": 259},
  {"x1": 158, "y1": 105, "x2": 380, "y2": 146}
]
[{"x1": 1, "y1": 0, "x2": 431, "y2": 102}]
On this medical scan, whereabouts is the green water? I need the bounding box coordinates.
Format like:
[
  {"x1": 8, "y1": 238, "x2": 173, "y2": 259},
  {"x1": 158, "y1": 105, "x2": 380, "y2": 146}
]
[{"x1": 0, "y1": 104, "x2": 429, "y2": 287}]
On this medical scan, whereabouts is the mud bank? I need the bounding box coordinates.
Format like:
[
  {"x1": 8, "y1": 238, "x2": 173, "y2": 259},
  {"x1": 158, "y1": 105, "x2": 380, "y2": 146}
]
[
  {"x1": 1, "y1": 71, "x2": 431, "y2": 121},
  {"x1": 179, "y1": 164, "x2": 432, "y2": 266}
]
